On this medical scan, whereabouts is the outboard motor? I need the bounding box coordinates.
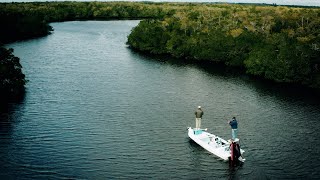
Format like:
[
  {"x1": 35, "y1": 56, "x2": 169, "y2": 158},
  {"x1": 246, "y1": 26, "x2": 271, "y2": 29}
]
[{"x1": 230, "y1": 140, "x2": 242, "y2": 162}]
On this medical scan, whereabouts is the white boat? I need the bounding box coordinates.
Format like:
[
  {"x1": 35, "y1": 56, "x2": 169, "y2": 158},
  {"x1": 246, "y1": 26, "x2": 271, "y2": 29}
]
[{"x1": 187, "y1": 127, "x2": 245, "y2": 162}]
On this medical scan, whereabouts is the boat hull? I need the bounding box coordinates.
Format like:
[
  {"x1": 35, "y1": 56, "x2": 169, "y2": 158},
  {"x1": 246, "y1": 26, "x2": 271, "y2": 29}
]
[{"x1": 187, "y1": 127, "x2": 244, "y2": 161}]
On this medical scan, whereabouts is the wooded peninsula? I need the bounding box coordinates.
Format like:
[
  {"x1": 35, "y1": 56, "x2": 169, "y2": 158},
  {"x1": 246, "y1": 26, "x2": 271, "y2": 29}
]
[{"x1": 0, "y1": 2, "x2": 319, "y2": 98}]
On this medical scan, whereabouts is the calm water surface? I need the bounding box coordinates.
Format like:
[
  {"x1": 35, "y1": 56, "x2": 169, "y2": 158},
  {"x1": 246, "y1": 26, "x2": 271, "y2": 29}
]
[{"x1": 1, "y1": 20, "x2": 320, "y2": 179}]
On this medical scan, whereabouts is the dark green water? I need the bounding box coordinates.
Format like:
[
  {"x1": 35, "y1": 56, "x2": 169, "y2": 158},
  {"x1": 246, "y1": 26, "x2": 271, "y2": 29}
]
[{"x1": 1, "y1": 20, "x2": 320, "y2": 179}]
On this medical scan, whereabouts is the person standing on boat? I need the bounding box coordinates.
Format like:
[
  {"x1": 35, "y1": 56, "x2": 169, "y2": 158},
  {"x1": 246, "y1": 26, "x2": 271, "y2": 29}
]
[
  {"x1": 195, "y1": 106, "x2": 204, "y2": 130},
  {"x1": 228, "y1": 117, "x2": 238, "y2": 140}
]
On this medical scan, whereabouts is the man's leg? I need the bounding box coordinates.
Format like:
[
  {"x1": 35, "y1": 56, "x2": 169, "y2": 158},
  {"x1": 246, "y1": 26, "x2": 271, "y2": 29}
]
[
  {"x1": 195, "y1": 118, "x2": 199, "y2": 129},
  {"x1": 232, "y1": 129, "x2": 238, "y2": 139},
  {"x1": 232, "y1": 129, "x2": 235, "y2": 139}
]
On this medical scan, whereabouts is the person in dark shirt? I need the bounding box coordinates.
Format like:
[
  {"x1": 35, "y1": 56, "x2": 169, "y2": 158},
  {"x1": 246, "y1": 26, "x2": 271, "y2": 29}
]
[
  {"x1": 194, "y1": 106, "x2": 204, "y2": 130},
  {"x1": 228, "y1": 117, "x2": 238, "y2": 140}
]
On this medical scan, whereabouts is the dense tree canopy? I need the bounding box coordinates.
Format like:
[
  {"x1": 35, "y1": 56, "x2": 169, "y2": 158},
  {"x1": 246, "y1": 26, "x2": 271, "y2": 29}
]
[
  {"x1": 127, "y1": 4, "x2": 320, "y2": 88},
  {"x1": 0, "y1": 47, "x2": 26, "y2": 100}
]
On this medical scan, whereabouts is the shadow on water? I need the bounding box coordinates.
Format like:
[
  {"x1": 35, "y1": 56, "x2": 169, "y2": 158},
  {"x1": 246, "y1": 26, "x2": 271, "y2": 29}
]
[
  {"x1": 0, "y1": 88, "x2": 26, "y2": 107},
  {"x1": 250, "y1": 79, "x2": 320, "y2": 105},
  {"x1": 193, "y1": 63, "x2": 320, "y2": 106},
  {"x1": 128, "y1": 48, "x2": 320, "y2": 106},
  {"x1": 0, "y1": 91, "x2": 25, "y2": 179},
  {"x1": 0, "y1": 90, "x2": 25, "y2": 131}
]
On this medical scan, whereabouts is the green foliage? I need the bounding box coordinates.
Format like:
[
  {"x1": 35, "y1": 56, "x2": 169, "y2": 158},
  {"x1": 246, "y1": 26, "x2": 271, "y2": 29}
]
[
  {"x1": 127, "y1": 3, "x2": 320, "y2": 89},
  {"x1": 127, "y1": 20, "x2": 170, "y2": 54},
  {"x1": 0, "y1": 11, "x2": 52, "y2": 43},
  {"x1": 0, "y1": 46, "x2": 26, "y2": 96}
]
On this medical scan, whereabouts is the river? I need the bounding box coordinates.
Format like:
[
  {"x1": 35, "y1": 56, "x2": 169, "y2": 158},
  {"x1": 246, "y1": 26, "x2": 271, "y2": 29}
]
[{"x1": 1, "y1": 20, "x2": 320, "y2": 179}]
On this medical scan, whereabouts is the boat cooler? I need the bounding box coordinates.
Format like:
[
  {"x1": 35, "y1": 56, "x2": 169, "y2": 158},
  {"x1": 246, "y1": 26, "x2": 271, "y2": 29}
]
[{"x1": 194, "y1": 130, "x2": 203, "y2": 135}]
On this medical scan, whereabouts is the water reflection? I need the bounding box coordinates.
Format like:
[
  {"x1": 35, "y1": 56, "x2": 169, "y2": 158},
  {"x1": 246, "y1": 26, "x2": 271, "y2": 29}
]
[
  {"x1": 129, "y1": 48, "x2": 320, "y2": 106},
  {"x1": 0, "y1": 93, "x2": 25, "y2": 132},
  {"x1": 0, "y1": 96, "x2": 25, "y2": 179}
]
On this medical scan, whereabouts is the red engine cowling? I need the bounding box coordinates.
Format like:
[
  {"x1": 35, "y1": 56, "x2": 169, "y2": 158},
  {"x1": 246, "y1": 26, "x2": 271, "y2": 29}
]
[{"x1": 230, "y1": 141, "x2": 241, "y2": 162}]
